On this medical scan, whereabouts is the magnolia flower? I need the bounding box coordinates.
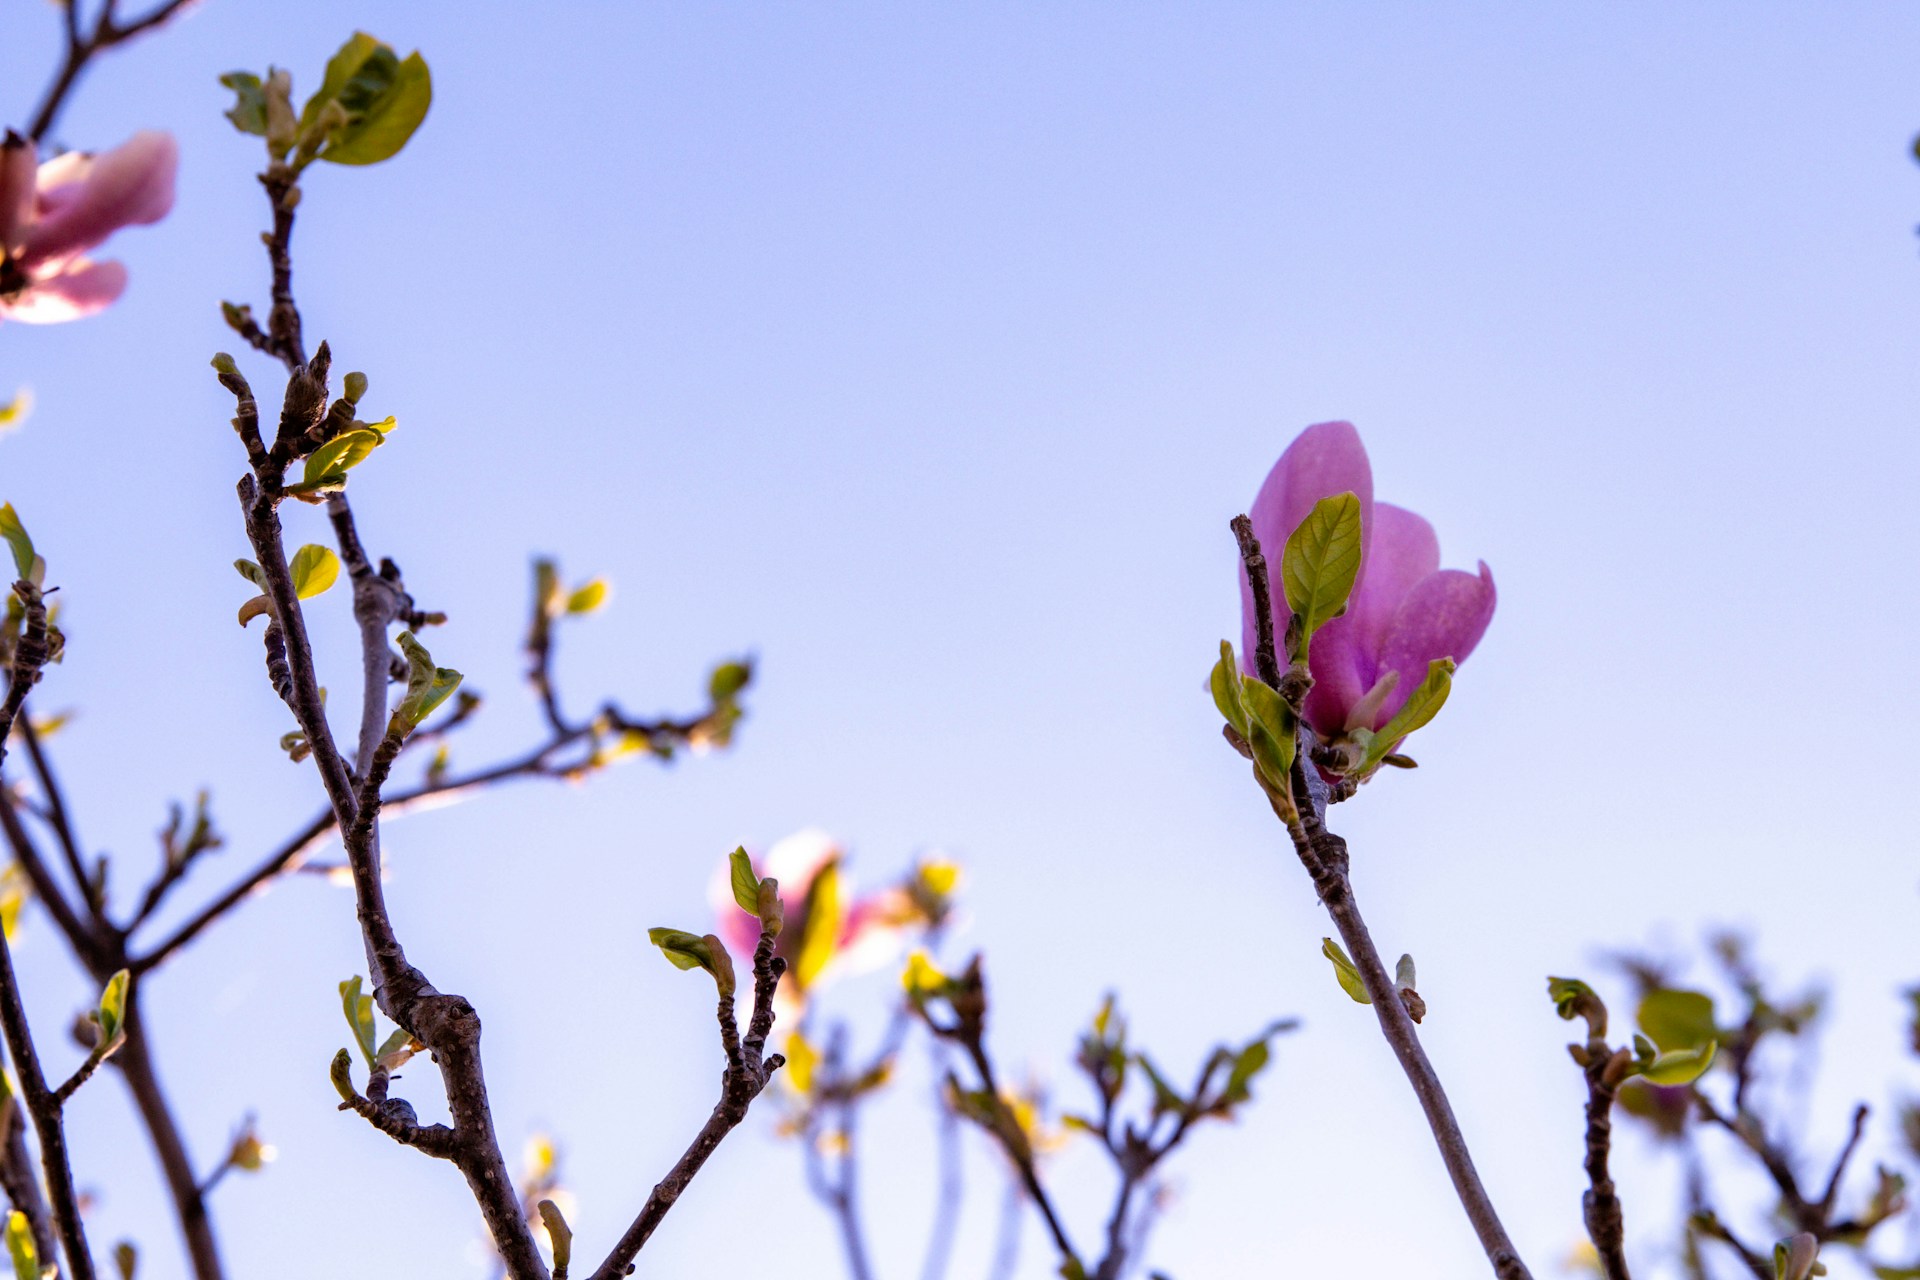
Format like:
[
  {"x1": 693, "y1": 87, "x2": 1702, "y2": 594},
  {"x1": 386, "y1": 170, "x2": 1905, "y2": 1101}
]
[
  {"x1": 710, "y1": 830, "x2": 910, "y2": 1010},
  {"x1": 1240, "y1": 420, "x2": 1495, "y2": 741},
  {"x1": 0, "y1": 129, "x2": 177, "y2": 324}
]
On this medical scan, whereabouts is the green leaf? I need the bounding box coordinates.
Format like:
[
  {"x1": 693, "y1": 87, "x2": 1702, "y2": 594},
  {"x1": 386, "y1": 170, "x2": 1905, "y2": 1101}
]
[
  {"x1": 5, "y1": 1209, "x2": 37, "y2": 1280},
  {"x1": 1365, "y1": 658, "x2": 1455, "y2": 765},
  {"x1": 1137, "y1": 1055, "x2": 1186, "y2": 1116},
  {"x1": 96, "y1": 969, "x2": 129, "y2": 1050},
  {"x1": 0, "y1": 504, "x2": 33, "y2": 581},
  {"x1": 297, "y1": 427, "x2": 386, "y2": 491},
  {"x1": 536, "y1": 1200, "x2": 572, "y2": 1274},
  {"x1": 329, "y1": 1047, "x2": 356, "y2": 1102},
  {"x1": 1637, "y1": 988, "x2": 1718, "y2": 1053},
  {"x1": 1321, "y1": 937, "x2": 1372, "y2": 1005},
  {"x1": 1239, "y1": 674, "x2": 1295, "y2": 789},
  {"x1": 388, "y1": 632, "x2": 463, "y2": 735},
  {"x1": 301, "y1": 35, "x2": 432, "y2": 166},
  {"x1": 113, "y1": 1240, "x2": 136, "y2": 1280},
  {"x1": 646, "y1": 928, "x2": 735, "y2": 994},
  {"x1": 1640, "y1": 1040, "x2": 1717, "y2": 1086},
  {"x1": 728, "y1": 847, "x2": 761, "y2": 915},
  {"x1": 793, "y1": 858, "x2": 844, "y2": 990},
  {"x1": 220, "y1": 71, "x2": 269, "y2": 135},
  {"x1": 1223, "y1": 1038, "x2": 1271, "y2": 1104},
  {"x1": 289, "y1": 544, "x2": 341, "y2": 599},
  {"x1": 0, "y1": 389, "x2": 32, "y2": 432},
  {"x1": 564, "y1": 578, "x2": 609, "y2": 614},
  {"x1": 233, "y1": 559, "x2": 266, "y2": 587},
  {"x1": 338, "y1": 976, "x2": 377, "y2": 1065},
  {"x1": 1279, "y1": 491, "x2": 1363, "y2": 657},
  {"x1": 1209, "y1": 641, "x2": 1249, "y2": 737},
  {"x1": 709, "y1": 661, "x2": 751, "y2": 702}
]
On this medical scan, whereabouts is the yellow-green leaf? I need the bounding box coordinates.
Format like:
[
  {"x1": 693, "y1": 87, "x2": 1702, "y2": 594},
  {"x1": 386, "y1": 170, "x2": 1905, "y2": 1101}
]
[
  {"x1": 794, "y1": 859, "x2": 844, "y2": 990},
  {"x1": 1638, "y1": 988, "x2": 1718, "y2": 1054},
  {"x1": 1279, "y1": 492, "x2": 1363, "y2": 658},
  {"x1": 0, "y1": 504, "x2": 33, "y2": 581},
  {"x1": 727, "y1": 847, "x2": 760, "y2": 915},
  {"x1": 564, "y1": 578, "x2": 609, "y2": 614},
  {"x1": 290, "y1": 544, "x2": 341, "y2": 599},
  {"x1": 1209, "y1": 640, "x2": 1249, "y2": 737},
  {"x1": 1365, "y1": 658, "x2": 1455, "y2": 765},
  {"x1": 1321, "y1": 937, "x2": 1372, "y2": 1005}
]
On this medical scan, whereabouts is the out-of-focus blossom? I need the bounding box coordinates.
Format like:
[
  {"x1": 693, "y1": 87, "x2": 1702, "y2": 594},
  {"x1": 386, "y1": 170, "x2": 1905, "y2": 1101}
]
[
  {"x1": 1240, "y1": 420, "x2": 1495, "y2": 741},
  {"x1": 710, "y1": 829, "x2": 911, "y2": 1009},
  {"x1": 0, "y1": 129, "x2": 177, "y2": 325}
]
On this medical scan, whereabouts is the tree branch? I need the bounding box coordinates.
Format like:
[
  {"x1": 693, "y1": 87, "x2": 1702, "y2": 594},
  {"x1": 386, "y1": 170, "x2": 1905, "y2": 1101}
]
[
  {"x1": 584, "y1": 924, "x2": 786, "y2": 1280},
  {"x1": 1231, "y1": 515, "x2": 1532, "y2": 1280},
  {"x1": 27, "y1": 0, "x2": 202, "y2": 144}
]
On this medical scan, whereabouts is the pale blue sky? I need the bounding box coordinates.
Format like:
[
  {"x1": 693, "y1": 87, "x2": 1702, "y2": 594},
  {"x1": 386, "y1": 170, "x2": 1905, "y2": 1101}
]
[{"x1": 3, "y1": 3, "x2": 1917, "y2": 1278}]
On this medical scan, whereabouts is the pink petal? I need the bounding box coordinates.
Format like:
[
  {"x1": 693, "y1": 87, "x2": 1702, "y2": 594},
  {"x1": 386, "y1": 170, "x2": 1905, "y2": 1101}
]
[
  {"x1": 1239, "y1": 421, "x2": 1374, "y2": 676},
  {"x1": 0, "y1": 132, "x2": 35, "y2": 255},
  {"x1": 21, "y1": 131, "x2": 177, "y2": 266},
  {"x1": 0, "y1": 258, "x2": 128, "y2": 324},
  {"x1": 1344, "y1": 503, "x2": 1440, "y2": 673},
  {"x1": 1300, "y1": 620, "x2": 1370, "y2": 737},
  {"x1": 1371, "y1": 562, "x2": 1497, "y2": 726}
]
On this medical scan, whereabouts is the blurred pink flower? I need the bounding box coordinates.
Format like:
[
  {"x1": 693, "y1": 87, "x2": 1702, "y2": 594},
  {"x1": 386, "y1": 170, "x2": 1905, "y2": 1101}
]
[
  {"x1": 1239, "y1": 421, "x2": 1495, "y2": 740},
  {"x1": 710, "y1": 830, "x2": 910, "y2": 1003},
  {"x1": 0, "y1": 129, "x2": 177, "y2": 325}
]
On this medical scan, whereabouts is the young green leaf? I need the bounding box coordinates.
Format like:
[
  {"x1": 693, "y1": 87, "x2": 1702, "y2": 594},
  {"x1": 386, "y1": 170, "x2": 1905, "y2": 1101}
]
[
  {"x1": 219, "y1": 71, "x2": 269, "y2": 135},
  {"x1": 233, "y1": 559, "x2": 266, "y2": 587},
  {"x1": 1639, "y1": 1041, "x2": 1717, "y2": 1086},
  {"x1": 388, "y1": 632, "x2": 464, "y2": 735},
  {"x1": 1210, "y1": 640, "x2": 1250, "y2": 737},
  {"x1": 646, "y1": 928, "x2": 735, "y2": 994},
  {"x1": 329, "y1": 1047, "x2": 356, "y2": 1102},
  {"x1": 1364, "y1": 658, "x2": 1456, "y2": 766},
  {"x1": 1137, "y1": 1055, "x2": 1187, "y2": 1117},
  {"x1": 1279, "y1": 491, "x2": 1363, "y2": 658},
  {"x1": 300, "y1": 34, "x2": 432, "y2": 166},
  {"x1": 95, "y1": 969, "x2": 130, "y2": 1051},
  {"x1": 727, "y1": 847, "x2": 761, "y2": 915},
  {"x1": 338, "y1": 976, "x2": 378, "y2": 1065},
  {"x1": 0, "y1": 504, "x2": 34, "y2": 581},
  {"x1": 709, "y1": 661, "x2": 751, "y2": 702},
  {"x1": 536, "y1": 1200, "x2": 572, "y2": 1275},
  {"x1": 5, "y1": 1209, "x2": 37, "y2": 1280},
  {"x1": 1238, "y1": 670, "x2": 1297, "y2": 797},
  {"x1": 0, "y1": 390, "x2": 31, "y2": 433},
  {"x1": 294, "y1": 427, "x2": 385, "y2": 493},
  {"x1": 1637, "y1": 988, "x2": 1718, "y2": 1054},
  {"x1": 1321, "y1": 937, "x2": 1372, "y2": 1006},
  {"x1": 289, "y1": 544, "x2": 341, "y2": 599},
  {"x1": 564, "y1": 578, "x2": 609, "y2": 614}
]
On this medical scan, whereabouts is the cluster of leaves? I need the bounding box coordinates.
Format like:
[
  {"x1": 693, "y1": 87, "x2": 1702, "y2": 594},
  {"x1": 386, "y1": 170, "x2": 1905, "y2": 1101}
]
[
  {"x1": 0, "y1": 505, "x2": 62, "y2": 670},
  {"x1": 221, "y1": 33, "x2": 430, "y2": 173}
]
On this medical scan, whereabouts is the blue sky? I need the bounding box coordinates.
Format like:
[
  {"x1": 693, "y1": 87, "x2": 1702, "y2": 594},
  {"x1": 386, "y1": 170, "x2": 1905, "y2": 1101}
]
[{"x1": 3, "y1": 3, "x2": 1918, "y2": 1277}]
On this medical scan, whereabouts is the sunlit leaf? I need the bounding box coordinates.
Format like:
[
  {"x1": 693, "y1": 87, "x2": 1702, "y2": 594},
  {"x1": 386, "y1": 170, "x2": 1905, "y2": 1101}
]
[
  {"x1": 1279, "y1": 491, "x2": 1363, "y2": 657},
  {"x1": 289, "y1": 544, "x2": 341, "y2": 599},
  {"x1": 1321, "y1": 937, "x2": 1372, "y2": 1005},
  {"x1": 0, "y1": 504, "x2": 34, "y2": 581}
]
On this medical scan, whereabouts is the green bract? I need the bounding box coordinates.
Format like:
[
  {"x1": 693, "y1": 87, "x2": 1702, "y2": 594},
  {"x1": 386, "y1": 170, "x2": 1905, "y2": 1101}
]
[{"x1": 1279, "y1": 491, "x2": 1363, "y2": 660}]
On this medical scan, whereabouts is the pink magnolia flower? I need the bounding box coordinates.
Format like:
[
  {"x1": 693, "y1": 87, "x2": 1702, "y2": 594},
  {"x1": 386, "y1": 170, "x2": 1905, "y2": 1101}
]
[
  {"x1": 1239, "y1": 421, "x2": 1495, "y2": 741},
  {"x1": 1, "y1": 129, "x2": 177, "y2": 325},
  {"x1": 710, "y1": 830, "x2": 911, "y2": 1005}
]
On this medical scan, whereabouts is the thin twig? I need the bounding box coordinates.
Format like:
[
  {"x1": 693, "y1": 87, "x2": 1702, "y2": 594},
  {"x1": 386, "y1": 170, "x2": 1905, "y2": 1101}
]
[
  {"x1": 1231, "y1": 515, "x2": 1531, "y2": 1280},
  {"x1": 584, "y1": 926, "x2": 786, "y2": 1279},
  {"x1": 26, "y1": 0, "x2": 202, "y2": 143}
]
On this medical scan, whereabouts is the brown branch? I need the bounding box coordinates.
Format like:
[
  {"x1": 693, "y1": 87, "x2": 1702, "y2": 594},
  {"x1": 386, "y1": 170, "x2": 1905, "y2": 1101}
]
[
  {"x1": 0, "y1": 587, "x2": 94, "y2": 1280},
  {"x1": 584, "y1": 925, "x2": 786, "y2": 1279},
  {"x1": 1230, "y1": 516, "x2": 1531, "y2": 1280},
  {"x1": 17, "y1": 719, "x2": 96, "y2": 918},
  {"x1": 26, "y1": 0, "x2": 202, "y2": 143},
  {"x1": 0, "y1": 1083, "x2": 56, "y2": 1266},
  {"x1": 1816, "y1": 1104, "x2": 1869, "y2": 1222},
  {"x1": 113, "y1": 997, "x2": 225, "y2": 1280}
]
